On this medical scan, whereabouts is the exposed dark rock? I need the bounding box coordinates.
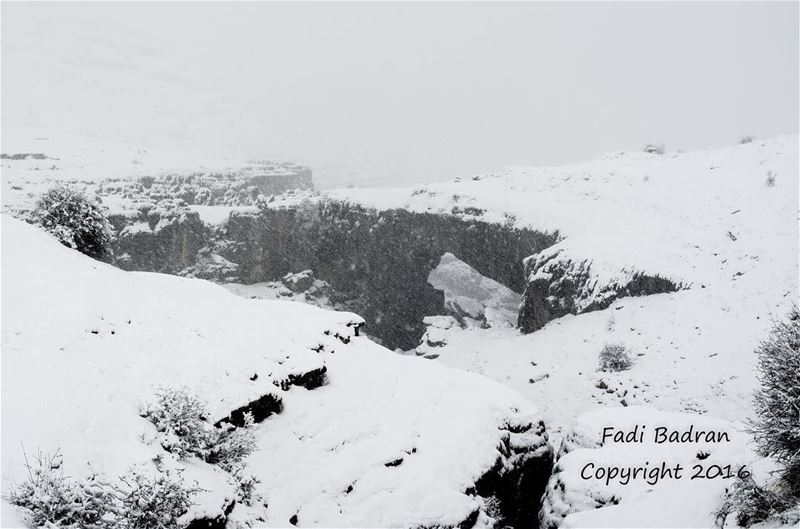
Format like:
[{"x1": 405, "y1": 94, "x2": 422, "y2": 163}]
[
  {"x1": 473, "y1": 419, "x2": 554, "y2": 529},
  {"x1": 1, "y1": 153, "x2": 48, "y2": 160},
  {"x1": 384, "y1": 457, "x2": 404, "y2": 467},
  {"x1": 110, "y1": 202, "x2": 208, "y2": 274},
  {"x1": 278, "y1": 366, "x2": 328, "y2": 391},
  {"x1": 282, "y1": 269, "x2": 315, "y2": 292},
  {"x1": 214, "y1": 393, "x2": 283, "y2": 427},
  {"x1": 518, "y1": 249, "x2": 686, "y2": 334},
  {"x1": 185, "y1": 499, "x2": 235, "y2": 529}
]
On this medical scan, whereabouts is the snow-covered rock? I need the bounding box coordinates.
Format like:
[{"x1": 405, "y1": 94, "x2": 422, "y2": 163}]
[
  {"x1": 541, "y1": 407, "x2": 751, "y2": 528},
  {"x1": 1, "y1": 216, "x2": 554, "y2": 528},
  {"x1": 518, "y1": 246, "x2": 685, "y2": 333}
]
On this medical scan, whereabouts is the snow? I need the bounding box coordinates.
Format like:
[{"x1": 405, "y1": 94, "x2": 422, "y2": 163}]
[
  {"x1": 1, "y1": 216, "x2": 550, "y2": 527},
  {"x1": 546, "y1": 407, "x2": 752, "y2": 528}
]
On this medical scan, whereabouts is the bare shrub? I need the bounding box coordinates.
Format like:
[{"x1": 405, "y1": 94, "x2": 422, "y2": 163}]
[
  {"x1": 739, "y1": 136, "x2": 755, "y2": 144},
  {"x1": 598, "y1": 343, "x2": 634, "y2": 372},
  {"x1": 9, "y1": 449, "x2": 199, "y2": 529},
  {"x1": 766, "y1": 171, "x2": 776, "y2": 187},
  {"x1": 8, "y1": 449, "x2": 89, "y2": 528},
  {"x1": 715, "y1": 476, "x2": 790, "y2": 527},
  {"x1": 117, "y1": 469, "x2": 200, "y2": 529},
  {"x1": 751, "y1": 307, "x2": 800, "y2": 497}
]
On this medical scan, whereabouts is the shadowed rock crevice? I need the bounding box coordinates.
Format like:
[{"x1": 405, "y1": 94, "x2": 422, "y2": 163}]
[{"x1": 472, "y1": 419, "x2": 555, "y2": 529}]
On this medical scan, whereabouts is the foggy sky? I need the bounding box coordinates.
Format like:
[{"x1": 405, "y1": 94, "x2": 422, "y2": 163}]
[{"x1": 2, "y1": 1, "x2": 798, "y2": 188}]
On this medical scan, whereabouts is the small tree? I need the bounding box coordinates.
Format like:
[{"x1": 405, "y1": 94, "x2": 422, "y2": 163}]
[
  {"x1": 33, "y1": 186, "x2": 113, "y2": 260},
  {"x1": 598, "y1": 343, "x2": 634, "y2": 372},
  {"x1": 751, "y1": 307, "x2": 800, "y2": 497}
]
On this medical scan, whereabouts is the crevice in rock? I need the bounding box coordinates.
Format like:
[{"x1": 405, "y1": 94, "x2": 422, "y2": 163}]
[{"x1": 472, "y1": 420, "x2": 555, "y2": 529}]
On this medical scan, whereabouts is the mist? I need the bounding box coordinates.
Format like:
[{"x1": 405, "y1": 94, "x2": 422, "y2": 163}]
[{"x1": 2, "y1": 1, "x2": 797, "y2": 188}]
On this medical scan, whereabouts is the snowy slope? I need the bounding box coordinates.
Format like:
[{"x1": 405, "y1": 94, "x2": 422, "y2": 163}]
[
  {"x1": 546, "y1": 407, "x2": 753, "y2": 528},
  {"x1": 1, "y1": 217, "x2": 553, "y2": 527}
]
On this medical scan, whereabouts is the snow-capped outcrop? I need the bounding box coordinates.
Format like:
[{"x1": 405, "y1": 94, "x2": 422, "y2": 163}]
[
  {"x1": 517, "y1": 246, "x2": 685, "y2": 333},
  {"x1": 540, "y1": 407, "x2": 751, "y2": 528},
  {"x1": 1, "y1": 216, "x2": 554, "y2": 527},
  {"x1": 1, "y1": 133, "x2": 313, "y2": 216}
]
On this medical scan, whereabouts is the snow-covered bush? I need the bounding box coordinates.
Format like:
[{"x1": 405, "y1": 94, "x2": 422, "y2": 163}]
[
  {"x1": 715, "y1": 476, "x2": 791, "y2": 527},
  {"x1": 8, "y1": 449, "x2": 98, "y2": 528},
  {"x1": 643, "y1": 143, "x2": 665, "y2": 155},
  {"x1": 142, "y1": 386, "x2": 217, "y2": 460},
  {"x1": 766, "y1": 171, "x2": 776, "y2": 187},
  {"x1": 117, "y1": 468, "x2": 200, "y2": 529},
  {"x1": 751, "y1": 307, "x2": 800, "y2": 497},
  {"x1": 142, "y1": 386, "x2": 258, "y2": 469},
  {"x1": 598, "y1": 343, "x2": 634, "y2": 372},
  {"x1": 33, "y1": 186, "x2": 113, "y2": 260},
  {"x1": 739, "y1": 136, "x2": 755, "y2": 144},
  {"x1": 208, "y1": 413, "x2": 258, "y2": 472},
  {"x1": 228, "y1": 463, "x2": 263, "y2": 507},
  {"x1": 9, "y1": 449, "x2": 198, "y2": 529}
]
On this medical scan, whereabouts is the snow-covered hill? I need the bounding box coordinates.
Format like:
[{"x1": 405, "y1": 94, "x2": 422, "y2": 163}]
[{"x1": 1, "y1": 217, "x2": 554, "y2": 528}]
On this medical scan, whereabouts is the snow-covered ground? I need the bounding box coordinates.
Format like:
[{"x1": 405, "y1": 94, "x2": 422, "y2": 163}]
[
  {"x1": 1, "y1": 217, "x2": 553, "y2": 527},
  {"x1": 1, "y1": 135, "x2": 797, "y2": 527}
]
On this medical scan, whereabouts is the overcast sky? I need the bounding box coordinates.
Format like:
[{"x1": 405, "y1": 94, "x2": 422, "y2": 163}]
[{"x1": 2, "y1": 2, "x2": 798, "y2": 188}]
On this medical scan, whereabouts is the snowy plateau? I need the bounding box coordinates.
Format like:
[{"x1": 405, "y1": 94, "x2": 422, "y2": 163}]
[{"x1": 1, "y1": 133, "x2": 798, "y2": 528}]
